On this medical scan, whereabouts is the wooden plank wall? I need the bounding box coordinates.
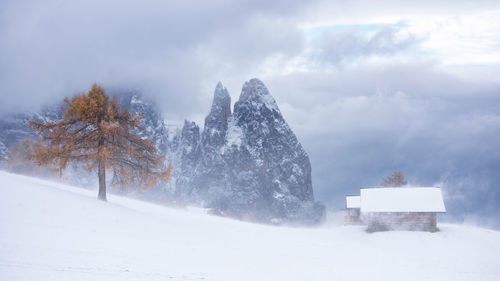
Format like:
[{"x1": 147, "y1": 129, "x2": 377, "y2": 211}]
[{"x1": 365, "y1": 212, "x2": 437, "y2": 228}]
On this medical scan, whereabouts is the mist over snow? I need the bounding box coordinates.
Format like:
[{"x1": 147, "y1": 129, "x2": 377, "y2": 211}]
[
  {"x1": 1, "y1": 171, "x2": 500, "y2": 281},
  {"x1": 1, "y1": 0, "x2": 500, "y2": 228}
]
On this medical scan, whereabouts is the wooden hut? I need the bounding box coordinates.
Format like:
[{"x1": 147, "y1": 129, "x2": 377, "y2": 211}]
[
  {"x1": 360, "y1": 187, "x2": 446, "y2": 231},
  {"x1": 344, "y1": 195, "x2": 361, "y2": 225}
]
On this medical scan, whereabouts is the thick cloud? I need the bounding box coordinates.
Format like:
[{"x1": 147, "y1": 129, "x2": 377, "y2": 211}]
[
  {"x1": 310, "y1": 25, "x2": 422, "y2": 66},
  {"x1": 0, "y1": 0, "x2": 310, "y2": 120}
]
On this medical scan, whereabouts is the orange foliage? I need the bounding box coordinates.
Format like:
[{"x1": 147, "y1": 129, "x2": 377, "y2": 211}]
[{"x1": 29, "y1": 83, "x2": 172, "y2": 200}]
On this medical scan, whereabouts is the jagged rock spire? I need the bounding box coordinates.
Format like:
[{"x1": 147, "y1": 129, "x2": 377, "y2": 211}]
[
  {"x1": 181, "y1": 120, "x2": 200, "y2": 154},
  {"x1": 215, "y1": 78, "x2": 322, "y2": 223},
  {"x1": 202, "y1": 81, "x2": 231, "y2": 147},
  {"x1": 212, "y1": 82, "x2": 231, "y2": 111},
  {"x1": 1, "y1": 79, "x2": 324, "y2": 224}
]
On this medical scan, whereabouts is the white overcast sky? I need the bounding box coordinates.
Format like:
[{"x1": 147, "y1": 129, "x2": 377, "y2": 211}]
[{"x1": 1, "y1": 0, "x2": 500, "y2": 223}]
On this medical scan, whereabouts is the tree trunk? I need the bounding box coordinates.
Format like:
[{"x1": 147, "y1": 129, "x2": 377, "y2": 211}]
[{"x1": 98, "y1": 159, "x2": 107, "y2": 201}]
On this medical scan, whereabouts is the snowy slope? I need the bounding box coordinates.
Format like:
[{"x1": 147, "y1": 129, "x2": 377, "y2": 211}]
[{"x1": 1, "y1": 171, "x2": 499, "y2": 281}]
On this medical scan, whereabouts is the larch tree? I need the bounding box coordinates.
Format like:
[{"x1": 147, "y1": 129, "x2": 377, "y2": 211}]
[
  {"x1": 381, "y1": 171, "x2": 408, "y2": 187},
  {"x1": 29, "y1": 84, "x2": 172, "y2": 201}
]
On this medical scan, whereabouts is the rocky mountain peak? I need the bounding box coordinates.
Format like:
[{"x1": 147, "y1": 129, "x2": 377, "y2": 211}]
[
  {"x1": 203, "y1": 82, "x2": 231, "y2": 148},
  {"x1": 181, "y1": 120, "x2": 200, "y2": 143},
  {"x1": 211, "y1": 79, "x2": 323, "y2": 223},
  {"x1": 0, "y1": 79, "x2": 324, "y2": 224},
  {"x1": 238, "y1": 78, "x2": 279, "y2": 113},
  {"x1": 214, "y1": 82, "x2": 230, "y2": 101},
  {"x1": 210, "y1": 82, "x2": 231, "y2": 117}
]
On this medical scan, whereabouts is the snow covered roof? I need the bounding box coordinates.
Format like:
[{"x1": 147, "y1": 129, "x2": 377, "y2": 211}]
[
  {"x1": 360, "y1": 187, "x2": 446, "y2": 213},
  {"x1": 346, "y1": 195, "x2": 360, "y2": 208}
]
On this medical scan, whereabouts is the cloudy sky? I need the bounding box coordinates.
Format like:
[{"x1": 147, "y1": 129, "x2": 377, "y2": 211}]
[{"x1": 1, "y1": 0, "x2": 500, "y2": 226}]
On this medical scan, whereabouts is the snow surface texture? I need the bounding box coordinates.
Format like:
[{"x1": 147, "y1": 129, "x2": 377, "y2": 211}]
[
  {"x1": 1, "y1": 171, "x2": 499, "y2": 281},
  {"x1": 360, "y1": 187, "x2": 446, "y2": 212}
]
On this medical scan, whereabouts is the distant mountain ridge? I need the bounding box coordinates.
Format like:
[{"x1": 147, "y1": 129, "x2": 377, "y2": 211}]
[{"x1": 0, "y1": 79, "x2": 325, "y2": 224}]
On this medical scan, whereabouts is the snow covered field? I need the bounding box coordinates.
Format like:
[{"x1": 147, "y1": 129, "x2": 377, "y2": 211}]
[{"x1": 1, "y1": 171, "x2": 499, "y2": 281}]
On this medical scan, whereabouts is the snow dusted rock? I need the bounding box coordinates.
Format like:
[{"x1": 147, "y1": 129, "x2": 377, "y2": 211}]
[
  {"x1": 174, "y1": 120, "x2": 202, "y2": 199},
  {"x1": 213, "y1": 79, "x2": 324, "y2": 223},
  {"x1": 0, "y1": 104, "x2": 63, "y2": 160},
  {"x1": 0, "y1": 80, "x2": 325, "y2": 224},
  {"x1": 117, "y1": 93, "x2": 171, "y2": 155},
  {"x1": 0, "y1": 113, "x2": 34, "y2": 160},
  {"x1": 194, "y1": 82, "x2": 232, "y2": 201},
  {"x1": 169, "y1": 79, "x2": 325, "y2": 223},
  {"x1": 134, "y1": 79, "x2": 324, "y2": 223},
  {"x1": 202, "y1": 82, "x2": 231, "y2": 148}
]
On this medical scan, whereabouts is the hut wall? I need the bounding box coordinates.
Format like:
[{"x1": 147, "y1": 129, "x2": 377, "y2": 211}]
[
  {"x1": 364, "y1": 212, "x2": 437, "y2": 230},
  {"x1": 344, "y1": 208, "x2": 361, "y2": 225}
]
